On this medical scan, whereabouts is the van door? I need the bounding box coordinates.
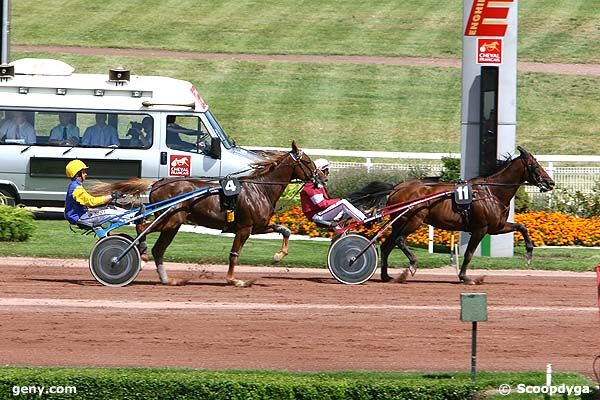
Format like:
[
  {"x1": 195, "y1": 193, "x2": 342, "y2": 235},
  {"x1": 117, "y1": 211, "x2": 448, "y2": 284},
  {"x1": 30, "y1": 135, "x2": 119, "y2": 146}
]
[{"x1": 158, "y1": 114, "x2": 221, "y2": 179}]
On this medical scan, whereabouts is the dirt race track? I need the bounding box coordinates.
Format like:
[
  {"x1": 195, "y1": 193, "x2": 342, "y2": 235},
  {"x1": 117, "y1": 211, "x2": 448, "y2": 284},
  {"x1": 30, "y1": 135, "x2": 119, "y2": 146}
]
[{"x1": 0, "y1": 257, "x2": 599, "y2": 379}]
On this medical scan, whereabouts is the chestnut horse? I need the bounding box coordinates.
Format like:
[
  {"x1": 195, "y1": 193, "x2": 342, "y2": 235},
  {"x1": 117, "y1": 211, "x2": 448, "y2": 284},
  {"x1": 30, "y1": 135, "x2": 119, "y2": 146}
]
[
  {"x1": 102, "y1": 142, "x2": 319, "y2": 286},
  {"x1": 352, "y1": 146, "x2": 554, "y2": 284}
]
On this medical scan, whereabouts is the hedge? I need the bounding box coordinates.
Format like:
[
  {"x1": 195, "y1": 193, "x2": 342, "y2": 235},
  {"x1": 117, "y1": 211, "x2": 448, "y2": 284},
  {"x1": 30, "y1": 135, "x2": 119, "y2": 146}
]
[
  {"x1": 0, "y1": 205, "x2": 35, "y2": 242},
  {"x1": 0, "y1": 368, "x2": 480, "y2": 400}
]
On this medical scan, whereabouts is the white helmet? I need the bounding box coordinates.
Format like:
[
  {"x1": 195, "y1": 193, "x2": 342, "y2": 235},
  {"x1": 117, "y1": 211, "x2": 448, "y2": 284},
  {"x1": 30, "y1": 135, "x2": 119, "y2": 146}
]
[{"x1": 314, "y1": 158, "x2": 330, "y2": 171}]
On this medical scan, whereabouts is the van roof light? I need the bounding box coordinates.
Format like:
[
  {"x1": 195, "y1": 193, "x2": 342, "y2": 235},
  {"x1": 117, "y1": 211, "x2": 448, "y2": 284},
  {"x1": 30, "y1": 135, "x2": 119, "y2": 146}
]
[
  {"x1": 109, "y1": 67, "x2": 130, "y2": 86},
  {"x1": 0, "y1": 64, "x2": 14, "y2": 81}
]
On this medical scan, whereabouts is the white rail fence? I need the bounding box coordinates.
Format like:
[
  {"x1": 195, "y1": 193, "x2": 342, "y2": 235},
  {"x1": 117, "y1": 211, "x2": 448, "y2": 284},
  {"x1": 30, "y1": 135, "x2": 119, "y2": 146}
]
[{"x1": 248, "y1": 146, "x2": 600, "y2": 197}]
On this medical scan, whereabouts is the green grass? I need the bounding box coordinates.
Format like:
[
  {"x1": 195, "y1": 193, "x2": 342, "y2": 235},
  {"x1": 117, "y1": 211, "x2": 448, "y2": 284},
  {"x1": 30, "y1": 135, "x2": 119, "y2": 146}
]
[
  {"x1": 8, "y1": 1, "x2": 600, "y2": 155},
  {"x1": 11, "y1": 0, "x2": 600, "y2": 64},
  {"x1": 11, "y1": 51, "x2": 600, "y2": 155},
  {"x1": 1, "y1": 220, "x2": 598, "y2": 272}
]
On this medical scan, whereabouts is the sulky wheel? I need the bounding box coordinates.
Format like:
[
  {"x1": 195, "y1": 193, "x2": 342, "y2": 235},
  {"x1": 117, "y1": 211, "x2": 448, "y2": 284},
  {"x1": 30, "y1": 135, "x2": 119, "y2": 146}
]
[
  {"x1": 327, "y1": 233, "x2": 378, "y2": 285},
  {"x1": 89, "y1": 235, "x2": 141, "y2": 287}
]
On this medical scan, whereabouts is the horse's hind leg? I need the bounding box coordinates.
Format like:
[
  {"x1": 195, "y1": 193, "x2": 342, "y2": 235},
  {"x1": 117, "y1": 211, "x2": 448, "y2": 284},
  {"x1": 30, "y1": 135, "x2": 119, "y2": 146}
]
[
  {"x1": 152, "y1": 228, "x2": 180, "y2": 284},
  {"x1": 135, "y1": 221, "x2": 150, "y2": 262},
  {"x1": 459, "y1": 230, "x2": 486, "y2": 284},
  {"x1": 380, "y1": 229, "x2": 399, "y2": 282},
  {"x1": 270, "y1": 224, "x2": 291, "y2": 263}
]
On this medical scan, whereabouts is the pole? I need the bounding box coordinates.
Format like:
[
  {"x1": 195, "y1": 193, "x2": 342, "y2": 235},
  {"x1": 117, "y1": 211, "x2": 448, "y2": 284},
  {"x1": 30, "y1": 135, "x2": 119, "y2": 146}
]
[
  {"x1": 0, "y1": 0, "x2": 10, "y2": 64},
  {"x1": 471, "y1": 321, "x2": 477, "y2": 381},
  {"x1": 596, "y1": 265, "x2": 600, "y2": 318}
]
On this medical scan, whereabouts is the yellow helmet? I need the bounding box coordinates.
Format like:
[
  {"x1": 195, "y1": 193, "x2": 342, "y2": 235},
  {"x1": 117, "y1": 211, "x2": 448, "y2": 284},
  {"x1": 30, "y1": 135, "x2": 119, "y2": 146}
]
[{"x1": 65, "y1": 160, "x2": 89, "y2": 178}]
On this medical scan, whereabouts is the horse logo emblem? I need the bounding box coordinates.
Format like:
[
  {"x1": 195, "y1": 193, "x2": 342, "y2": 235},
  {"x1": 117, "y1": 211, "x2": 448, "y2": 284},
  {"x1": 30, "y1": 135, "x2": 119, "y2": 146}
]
[
  {"x1": 169, "y1": 155, "x2": 191, "y2": 176},
  {"x1": 477, "y1": 38, "x2": 502, "y2": 65}
]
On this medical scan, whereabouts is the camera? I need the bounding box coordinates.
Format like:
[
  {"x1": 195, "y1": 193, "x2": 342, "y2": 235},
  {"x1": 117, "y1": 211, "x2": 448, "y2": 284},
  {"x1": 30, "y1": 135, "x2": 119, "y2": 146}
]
[
  {"x1": 130, "y1": 121, "x2": 143, "y2": 130},
  {"x1": 127, "y1": 121, "x2": 143, "y2": 137}
]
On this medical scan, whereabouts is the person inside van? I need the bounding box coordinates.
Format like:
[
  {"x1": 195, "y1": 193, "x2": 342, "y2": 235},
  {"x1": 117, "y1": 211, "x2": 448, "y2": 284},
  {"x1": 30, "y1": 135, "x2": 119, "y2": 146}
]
[
  {"x1": 126, "y1": 116, "x2": 152, "y2": 148},
  {"x1": 49, "y1": 112, "x2": 80, "y2": 146},
  {"x1": 81, "y1": 113, "x2": 120, "y2": 147},
  {"x1": 166, "y1": 115, "x2": 195, "y2": 151},
  {"x1": 64, "y1": 159, "x2": 127, "y2": 227},
  {"x1": 300, "y1": 158, "x2": 367, "y2": 227},
  {"x1": 0, "y1": 111, "x2": 36, "y2": 144}
]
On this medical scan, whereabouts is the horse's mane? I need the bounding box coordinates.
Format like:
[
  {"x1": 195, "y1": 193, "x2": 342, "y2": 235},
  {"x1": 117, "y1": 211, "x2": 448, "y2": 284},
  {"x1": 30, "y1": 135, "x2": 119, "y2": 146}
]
[
  {"x1": 348, "y1": 181, "x2": 394, "y2": 210},
  {"x1": 480, "y1": 152, "x2": 517, "y2": 178},
  {"x1": 245, "y1": 150, "x2": 289, "y2": 179}
]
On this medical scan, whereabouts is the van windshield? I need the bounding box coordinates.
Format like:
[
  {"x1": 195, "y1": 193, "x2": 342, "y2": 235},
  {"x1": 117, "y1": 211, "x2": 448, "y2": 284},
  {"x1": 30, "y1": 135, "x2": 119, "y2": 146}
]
[{"x1": 205, "y1": 110, "x2": 234, "y2": 149}]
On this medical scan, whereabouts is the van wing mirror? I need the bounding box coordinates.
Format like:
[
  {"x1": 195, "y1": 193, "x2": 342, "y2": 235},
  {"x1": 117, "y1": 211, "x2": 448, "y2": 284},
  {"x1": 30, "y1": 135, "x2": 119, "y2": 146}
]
[{"x1": 209, "y1": 136, "x2": 221, "y2": 159}]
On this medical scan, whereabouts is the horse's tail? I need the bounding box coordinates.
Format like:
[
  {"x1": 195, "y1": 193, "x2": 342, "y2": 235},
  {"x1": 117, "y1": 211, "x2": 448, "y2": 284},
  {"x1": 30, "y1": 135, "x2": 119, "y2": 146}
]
[
  {"x1": 88, "y1": 178, "x2": 153, "y2": 197},
  {"x1": 347, "y1": 181, "x2": 395, "y2": 210}
]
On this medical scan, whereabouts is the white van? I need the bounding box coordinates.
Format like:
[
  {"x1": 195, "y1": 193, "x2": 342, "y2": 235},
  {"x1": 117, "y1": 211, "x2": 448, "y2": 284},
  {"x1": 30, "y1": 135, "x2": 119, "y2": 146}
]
[{"x1": 0, "y1": 58, "x2": 262, "y2": 206}]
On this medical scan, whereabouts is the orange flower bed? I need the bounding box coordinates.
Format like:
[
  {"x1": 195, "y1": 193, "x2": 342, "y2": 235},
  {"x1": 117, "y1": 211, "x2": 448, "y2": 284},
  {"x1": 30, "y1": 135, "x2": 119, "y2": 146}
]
[{"x1": 271, "y1": 207, "x2": 600, "y2": 247}]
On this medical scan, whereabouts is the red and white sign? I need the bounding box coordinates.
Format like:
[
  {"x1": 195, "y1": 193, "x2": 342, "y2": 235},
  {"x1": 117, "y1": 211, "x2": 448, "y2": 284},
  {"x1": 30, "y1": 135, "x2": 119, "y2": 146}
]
[
  {"x1": 477, "y1": 38, "x2": 502, "y2": 64},
  {"x1": 190, "y1": 86, "x2": 208, "y2": 112},
  {"x1": 169, "y1": 155, "x2": 191, "y2": 176},
  {"x1": 464, "y1": 0, "x2": 513, "y2": 37}
]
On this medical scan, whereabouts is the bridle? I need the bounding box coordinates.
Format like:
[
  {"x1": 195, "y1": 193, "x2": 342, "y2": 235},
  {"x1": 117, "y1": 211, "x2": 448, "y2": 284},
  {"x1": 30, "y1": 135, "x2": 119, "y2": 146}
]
[
  {"x1": 523, "y1": 155, "x2": 552, "y2": 191},
  {"x1": 289, "y1": 149, "x2": 321, "y2": 186}
]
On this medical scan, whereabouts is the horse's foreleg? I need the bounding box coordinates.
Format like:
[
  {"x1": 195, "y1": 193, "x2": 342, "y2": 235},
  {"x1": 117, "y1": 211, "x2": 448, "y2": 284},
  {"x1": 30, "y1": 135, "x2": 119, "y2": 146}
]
[
  {"x1": 496, "y1": 222, "x2": 534, "y2": 267},
  {"x1": 227, "y1": 227, "x2": 252, "y2": 287},
  {"x1": 396, "y1": 235, "x2": 418, "y2": 280},
  {"x1": 460, "y1": 230, "x2": 486, "y2": 284},
  {"x1": 270, "y1": 224, "x2": 291, "y2": 263},
  {"x1": 152, "y1": 228, "x2": 179, "y2": 285}
]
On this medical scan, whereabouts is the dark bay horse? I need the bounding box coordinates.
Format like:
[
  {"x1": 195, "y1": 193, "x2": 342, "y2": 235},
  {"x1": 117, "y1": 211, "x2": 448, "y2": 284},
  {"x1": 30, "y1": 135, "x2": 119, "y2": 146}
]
[
  {"x1": 353, "y1": 146, "x2": 554, "y2": 284},
  {"x1": 102, "y1": 142, "x2": 318, "y2": 286}
]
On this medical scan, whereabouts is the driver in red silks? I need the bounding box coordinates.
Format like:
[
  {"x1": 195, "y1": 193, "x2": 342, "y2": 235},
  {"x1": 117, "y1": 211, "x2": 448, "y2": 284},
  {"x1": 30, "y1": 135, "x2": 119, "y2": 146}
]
[{"x1": 300, "y1": 159, "x2": 366, "y2": 227}]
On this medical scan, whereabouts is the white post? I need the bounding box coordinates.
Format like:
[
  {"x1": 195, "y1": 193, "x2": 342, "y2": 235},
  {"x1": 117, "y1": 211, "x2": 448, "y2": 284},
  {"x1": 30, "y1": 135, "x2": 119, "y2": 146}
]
[
  {"x1": 365, "y1": 157, "x2": 372, "y2": 173},
  {"x1": 428, "y1": 225, "x2": 434, "y2": 253},
  {"x1": 546, "y1": 363, "x2": 552, "y2": 387},
  {"x1": 547, "y1": 161, "x2": 554, "y2": 208}
]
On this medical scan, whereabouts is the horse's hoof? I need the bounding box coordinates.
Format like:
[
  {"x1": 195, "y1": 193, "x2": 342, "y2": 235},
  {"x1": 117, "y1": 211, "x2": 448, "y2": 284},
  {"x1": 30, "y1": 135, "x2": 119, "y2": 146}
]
[
  {"x1": 227, "y1": 278, "x2": 255, "y2": 288},
  {"x1": 167, "y1": 277, "x2": 189, "y2": 286},
  {"x1": 461, "y1": 276, "x2": 485, "y2": 285},
  {"x1": 272, "y1": 252, "x2": 287, "y2": 263},
  {"x1": 140, "y1": 252, "x2": 150, "y2": 262},
  {"x1": 392, "y1": 269, "x2": 410, "y2": 284}
]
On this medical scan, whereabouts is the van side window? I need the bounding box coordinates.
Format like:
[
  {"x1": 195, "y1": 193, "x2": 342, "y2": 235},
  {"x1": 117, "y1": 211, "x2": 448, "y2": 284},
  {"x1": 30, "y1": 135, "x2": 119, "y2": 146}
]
[
  {"x1": 166, "y1": 115, "x2": 211, "y2": 155},
  {"x1": 81, "y1": 113, "x2": 120, "y2": 147},
  {"x1": 124, "y1": 116, "x2": 153, "y2": 148},
  {"x1": 0, "y1": 109, "x2": 153, "y2": 149},
  {"x1": 47, "y1": 112, "x2": 79, "y2": 146},
  {"x1": 0, "y1": 110, "x2": 36, "y2": 145}
]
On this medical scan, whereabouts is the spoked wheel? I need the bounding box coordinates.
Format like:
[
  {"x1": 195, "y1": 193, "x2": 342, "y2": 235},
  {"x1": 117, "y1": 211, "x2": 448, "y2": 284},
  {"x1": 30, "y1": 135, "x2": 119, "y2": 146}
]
[
  {"x1": 327, "y1": 233, "x2": 378, "y2": 285},
  {"x1": 89, "y1": 234, "x2": 141, "y2": 287}
]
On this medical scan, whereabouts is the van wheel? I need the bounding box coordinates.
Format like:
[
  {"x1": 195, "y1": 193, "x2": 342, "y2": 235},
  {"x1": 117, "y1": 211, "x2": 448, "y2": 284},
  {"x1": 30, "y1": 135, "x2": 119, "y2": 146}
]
[{"x1": 0, "y1": 187, "x2": 17, "y2": 207}]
